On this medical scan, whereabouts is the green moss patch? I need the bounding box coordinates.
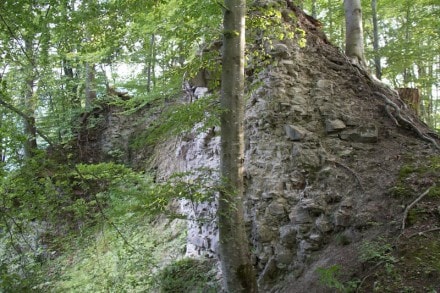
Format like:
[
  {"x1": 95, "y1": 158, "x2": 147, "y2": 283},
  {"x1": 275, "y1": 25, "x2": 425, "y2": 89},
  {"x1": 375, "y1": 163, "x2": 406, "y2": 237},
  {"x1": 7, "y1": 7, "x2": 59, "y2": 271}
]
[
  {"x1": 358, "y1": 236, "x2": 440, "y2": 292},
  {"x1": 390, "y1": 155, "x2": 440, "y2": 199}
]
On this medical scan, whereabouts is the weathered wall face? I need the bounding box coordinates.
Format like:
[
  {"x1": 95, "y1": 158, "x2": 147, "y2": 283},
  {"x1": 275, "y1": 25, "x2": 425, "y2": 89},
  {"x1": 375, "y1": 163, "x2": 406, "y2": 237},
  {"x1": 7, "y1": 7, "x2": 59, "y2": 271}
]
[
  {"x1": 148, "y1": 16, "x2": 439, "y2": 291},
  {"x1": 90, "y1": 6, "x2": 439, "y2": 292},
  {"x1": 153, "y1": 125, "x2": 221, "y2": 257}
]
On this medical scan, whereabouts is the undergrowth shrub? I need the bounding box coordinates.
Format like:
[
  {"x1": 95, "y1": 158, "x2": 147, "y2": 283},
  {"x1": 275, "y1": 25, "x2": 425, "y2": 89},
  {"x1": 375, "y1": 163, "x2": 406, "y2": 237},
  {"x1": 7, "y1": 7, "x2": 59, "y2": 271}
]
[
  {"x1": 158, "y1": 258, "x2": 219, "y2": 293},
  {"x1": 316, "y1": 264, "x2": 359, "y2": 293},
  {"x1": 1, "y1": 154, "x2": 218, "y2": 292}
]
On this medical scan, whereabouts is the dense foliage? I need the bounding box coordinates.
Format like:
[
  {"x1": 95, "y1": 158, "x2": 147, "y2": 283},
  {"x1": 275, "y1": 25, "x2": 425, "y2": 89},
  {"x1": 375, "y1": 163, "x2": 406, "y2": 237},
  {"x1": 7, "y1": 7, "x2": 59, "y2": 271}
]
[
  {"x1": 302, "y1": 0, "x2": 440, "y2": 128},
  {"x1": 0, "y1": 0, "x2": 438, "y2": 291}
]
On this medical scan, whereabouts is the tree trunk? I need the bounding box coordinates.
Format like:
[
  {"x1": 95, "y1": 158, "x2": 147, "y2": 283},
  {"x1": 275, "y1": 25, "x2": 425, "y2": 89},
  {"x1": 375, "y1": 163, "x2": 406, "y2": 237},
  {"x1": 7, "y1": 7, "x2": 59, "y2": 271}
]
[
  {"x1": 63, "y1": 59, "x2": 81, "y2": 107},
  {"x1": 328, "y1": 0, "x2": 333, "y2": 40},
  {"x1": 344, "y1": 0, "x2": 366, "y2": 67},
  {"x1": 397, "y1": 88, "x2": 420, "y2": 116},
  {"x1": 371, "y1": 0, "x2": 381, "y2": 79},
  {"x1": 23, "y1": 38, "x2": 37, "y2": 159},
  {"x1": 311, "y1": 0, "x2": 317, "y2": 18},
  {"x1": 146, "y1": 34, "x2": 155, "y2": 93},
  {"x1": 218, "y1": 0, "x2": 258, "y2": 292},
  {"x1": 85, "y1": 63, "x2": 96, "y2": 110}
]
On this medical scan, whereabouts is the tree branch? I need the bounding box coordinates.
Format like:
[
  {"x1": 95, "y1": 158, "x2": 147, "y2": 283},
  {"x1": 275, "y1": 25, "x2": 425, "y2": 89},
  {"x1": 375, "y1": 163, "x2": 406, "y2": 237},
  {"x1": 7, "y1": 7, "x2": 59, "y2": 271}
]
[
  {"x1": 0, "y1": 97, "x2": 54, "y2": 147},
  {"x1": 0, "y1": 12, "x2": 39, "y2": 71},
  {"x1": 408, "y1": 227, "x2": 440, "y2": 239},
  {"x1": 401, "y1": 185, "x2": 435, "y2": 231}
]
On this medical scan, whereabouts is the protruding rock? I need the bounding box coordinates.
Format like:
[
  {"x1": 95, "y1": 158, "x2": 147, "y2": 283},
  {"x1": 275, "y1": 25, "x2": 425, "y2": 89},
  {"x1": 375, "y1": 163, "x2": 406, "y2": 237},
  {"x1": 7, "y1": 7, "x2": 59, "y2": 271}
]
[
  {"x1": 280, "y1": 224, "x2": 297, "y2": 249},
  {"x1": 270, "y1": 43, "x2": 290, "y2": 58},
  {"x1": 257, "y1": 224, "x2": 277, "y2": 243},
  {"x1": 316, "y1": 79, "x2": 333, "y2": 89},
  {"x1": 339, "y1": 125, "x2": 378, "y2": 143},
  {"x1": 334, "y1": 209, "x2": 352, "y2": 227},
  {"x1": 315, "y1": 215, "x2": 333, "y2": 233},
  {"x1": 194, "y1": 87, "x2": 208, "y2": 98},
  {"x1": 289, "y1": 207, "x2": 312, "y2": 224},
  {"x1": 275, "y1": 244, "x2": 294, "y2": 267},
  {"x1": 325, "y1": 119, "x2": 346, "y2": 133},
  {"x1": 285, "y1": 124, "x2": 308, "y2": 141},
  {"x1": 299, "y1": 198, "x2": 327, "y2": 216}
]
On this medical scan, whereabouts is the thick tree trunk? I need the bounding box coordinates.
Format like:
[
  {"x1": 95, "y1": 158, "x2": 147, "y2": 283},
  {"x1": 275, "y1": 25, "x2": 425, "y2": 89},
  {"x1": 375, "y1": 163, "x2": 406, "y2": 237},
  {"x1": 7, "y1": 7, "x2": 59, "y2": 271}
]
[
  {"x1": 371, "y1": 0, "x2": 381, "y2": 79},
  {"x1": 397, "y1": 88, "x2": 420, "y2": 116},
  {"x1": 218, "y1": 0, "x2": 258, "y2": 292},
  {"x1": 344, "y1": 0, "x2": 366, "y2": 67}
]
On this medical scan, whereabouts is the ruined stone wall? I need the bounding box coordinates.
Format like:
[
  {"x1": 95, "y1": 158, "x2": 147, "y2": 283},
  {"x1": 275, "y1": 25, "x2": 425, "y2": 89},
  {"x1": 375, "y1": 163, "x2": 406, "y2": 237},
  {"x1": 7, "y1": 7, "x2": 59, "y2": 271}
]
[
  {"x1": 91, "y1": 6, "x2": 439, "y2": 291},
  {"x1": 149, "y1": 26, "x2": 439, "y2": 290}
]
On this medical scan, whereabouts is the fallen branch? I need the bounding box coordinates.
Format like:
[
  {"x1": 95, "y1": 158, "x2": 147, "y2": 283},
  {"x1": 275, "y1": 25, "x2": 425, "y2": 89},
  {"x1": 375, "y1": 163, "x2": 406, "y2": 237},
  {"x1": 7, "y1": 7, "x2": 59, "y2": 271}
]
[
  {"x1": 401, "y1": 185, "x2": 435, "y2": 231},
  {"x1": 356, "y1": 260, "x2": 384, "y2": 293},
  {"x1": 408, "y1": 227, "x2": 440, "y2": 239}
]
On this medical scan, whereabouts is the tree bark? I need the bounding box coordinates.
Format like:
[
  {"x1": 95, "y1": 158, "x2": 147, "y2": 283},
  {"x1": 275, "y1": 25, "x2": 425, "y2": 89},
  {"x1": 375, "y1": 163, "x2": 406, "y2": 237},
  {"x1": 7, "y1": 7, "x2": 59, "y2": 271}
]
[
  {"x1": 63, "y1": 59, "x2": 81, "y2": 107},
  {"x1": 218, "y1": 0, "x2": 258, "y2": 292},
  {"x1": 402, "y1": 1, "x2": 412, "y2": 85},
  {"x1": 344, "y1": 0, "x2": 366, "y2": 67},
  {"x1": 85, "y1": 63, "x2": 96, "y2": 110},
  {"x1": 371, "y1": 0, "x2": 381, "y2": 79},
  {"x1": 0, "y1": 97, "x2": 54, "y2": 148},
  {"x1": 311, "y1": 0, "x2": 317, "y2": 18},
  {"x1": 23, "y1": 38, "x2": 38, "y2": 159},
  {"x1": 397, "y1": 88, "x2": 420, "y2": 116},
  {"x1": 328, "y1": 0, "x2": 333, "y2": 40},
  {"x1": 146, "y1": 34, "x2": 155, "y2": 93}
]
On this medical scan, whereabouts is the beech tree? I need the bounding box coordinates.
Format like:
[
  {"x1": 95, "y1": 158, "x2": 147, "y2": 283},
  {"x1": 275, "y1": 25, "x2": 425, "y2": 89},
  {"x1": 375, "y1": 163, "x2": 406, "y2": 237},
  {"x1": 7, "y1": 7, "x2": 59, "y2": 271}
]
[
  {"x1": 218, "y1": 0, "x2": 258, "y2": 292},
  {"x1": 344, "y1": 0, "x2": 366, "y2": 66},
  {"x1": 371, "y1": 0, "x2": 381, "y2": 79}
]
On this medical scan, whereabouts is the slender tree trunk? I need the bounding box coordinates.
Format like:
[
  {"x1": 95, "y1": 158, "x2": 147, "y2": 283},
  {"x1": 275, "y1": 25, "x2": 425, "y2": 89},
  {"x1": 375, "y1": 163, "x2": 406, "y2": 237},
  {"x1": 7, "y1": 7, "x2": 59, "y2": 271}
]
[
  {"x1": 371, "y1": 0, "x2": 381, "y2": 79},
  {"x1": 85, "y1": 63, "x2": 96, "y2": 110},
  {"x1": 402, "y1": 0, "x2": 412, "y2": 86},
  {"x1": 63, "y1": 59, "x2": 81, "y2": 107},
  {"x1": 328, "y1": 0, "x2": 333, "y2": 40},
  {"x1": 0, "y1": 113, "x2": 6, "y2": 167},
  {"x1": 23, "y1": 38, "x2": 37, "y2": 159},
  {"x1": 218, "y1": 0, "x2": 257, "y2": 292},
  {"x1": 344, "y1": 0, "x2": 366, "y2": 67},
  {"x1": 146, "y1": 34, "x2": 155, "y2": 93},
  {"x1": 311, "y1": 0, "x2": 317, "y2": 18}
]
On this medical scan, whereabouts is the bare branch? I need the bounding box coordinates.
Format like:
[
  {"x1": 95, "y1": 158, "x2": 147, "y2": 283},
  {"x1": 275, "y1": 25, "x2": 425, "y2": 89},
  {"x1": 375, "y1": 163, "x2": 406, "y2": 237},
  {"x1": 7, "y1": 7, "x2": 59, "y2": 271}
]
[
  {"x1": 401, "y1": 185, "x2": 435, "y2": 231},
  {"x1": 0, "y1": 96, "x2": 54, "y2": 147}
]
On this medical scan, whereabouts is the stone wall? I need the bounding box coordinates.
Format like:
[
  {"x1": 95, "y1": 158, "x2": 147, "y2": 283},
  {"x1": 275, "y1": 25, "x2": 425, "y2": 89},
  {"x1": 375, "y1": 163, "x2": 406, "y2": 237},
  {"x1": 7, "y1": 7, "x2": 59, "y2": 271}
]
[
  {"x1": 90, "y1": 6, "x2": 439, "y2": 291},
  {"x1": 150, "y1": 26, "x2": 438, "y2": 290}
]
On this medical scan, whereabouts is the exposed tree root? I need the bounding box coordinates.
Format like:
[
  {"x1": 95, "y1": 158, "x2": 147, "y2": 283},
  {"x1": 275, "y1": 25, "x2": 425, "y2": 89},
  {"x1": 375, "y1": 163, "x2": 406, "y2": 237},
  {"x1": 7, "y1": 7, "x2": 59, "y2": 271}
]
[
  {"x1": 334, "y1": 160, "x2": 365, "y2": 192},
  {"x1": 327, "y1": 159, "x2": 365, "y2": 192},
  {"x1": 374, "y1": 91, "x2": 440, "y2": 150},
  {"x1": 401, "y1": 185, "x2": 435, "y2": 231},
  {"x1": 322, "y1": 55, "x2": 348, "y2": 71}
]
